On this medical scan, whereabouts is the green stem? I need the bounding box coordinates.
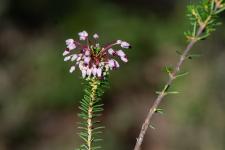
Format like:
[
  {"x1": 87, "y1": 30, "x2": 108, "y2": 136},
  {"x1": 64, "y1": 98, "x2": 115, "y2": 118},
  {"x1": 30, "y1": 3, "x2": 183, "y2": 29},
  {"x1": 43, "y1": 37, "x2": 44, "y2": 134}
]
[
  {"x1": 77, "y1": 77, "x2": 107, "y2": 150},
  {"x1": 87, "y1": 78, "x2": 99, "y2": 150}
]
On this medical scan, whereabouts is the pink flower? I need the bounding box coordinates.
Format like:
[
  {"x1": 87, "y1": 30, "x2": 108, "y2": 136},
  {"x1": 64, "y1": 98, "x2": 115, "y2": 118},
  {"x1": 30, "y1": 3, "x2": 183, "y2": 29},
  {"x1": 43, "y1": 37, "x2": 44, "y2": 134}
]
[
  {"x1": 62, "y1": 31, "x2": 130, "y2": 79},
  {"x1": 66, "y1": 39, "x2": 74, "y2": 45},
  {"x1": 108, "y1": 59, "x2": 115, "y2": 69},
  {"x1": 63, "y1": 50, "x2": 70, "y2": 56},
  {"x1": 108, "y1": 59, "x2": 120, "y2": 69},
  {"x1": 78, "y1": 31, "x2": 88, "y2": 40},
  {"x1": 85, "y1": 50, "x2": 90, "y2": 56},
  {"x1": 121, "y1": 41, "x2": 130, "y2": 49},
  {"x1": 92, "y1": 67, "x2": 97, "y2": 76},
  {"x1": 84, "y1": 57, "x2": 91, "y2": 64},
  {"x1": 87, "y1": 68, "x2": 92, "y2": 76},
  {"x1": 96, "y1": 68, "x2": 102, "y2": 77},
  {"x1": 108, "y1": 48, "x2": 115, "y2": 55},
  {"x1": 116, "y1": 50, "x2": 126, "y2": 57},
  {"x1": 93, "y1": 33, "x2": 99, "y2": 39},
  {"x1": 66, "y1": 39, "x2": 76, "y2": 50},
  {"x1": 121, "y1": 56, "x2": 128, "y2": 62}
]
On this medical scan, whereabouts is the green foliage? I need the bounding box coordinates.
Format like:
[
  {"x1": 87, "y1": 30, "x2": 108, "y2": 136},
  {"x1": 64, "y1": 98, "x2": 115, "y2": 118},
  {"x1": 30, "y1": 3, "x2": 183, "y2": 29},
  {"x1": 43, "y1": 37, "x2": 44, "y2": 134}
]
[
  {"x1": 175, "y1": 72, "x2": 189, "y2": 78},
  {"x1": 76, "y1": 77, "x2": 109, "y2": 150},
  {"x1": 154, "y1": 108, "x2": 164, "y2": 115},
  {"x1": 185, "y1": 0, "x2": 225, "y2": 41},
  {"x1": 152, "y1": 1, "x2": 225, "y2": 133},
  {"x1": 149, "y1": 124, "x2": 156, "y2": 130},
  {"x1": 159, "y1": 0, "x2": 225, "y2": 100}
]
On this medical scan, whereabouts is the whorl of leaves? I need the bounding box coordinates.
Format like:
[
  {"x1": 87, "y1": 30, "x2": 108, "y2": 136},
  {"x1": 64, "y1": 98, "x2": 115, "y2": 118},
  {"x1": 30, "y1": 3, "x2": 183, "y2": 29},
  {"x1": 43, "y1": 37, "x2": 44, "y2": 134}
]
[{"x1": 76, "y1": 77, "x2": 109, "y2": 150}]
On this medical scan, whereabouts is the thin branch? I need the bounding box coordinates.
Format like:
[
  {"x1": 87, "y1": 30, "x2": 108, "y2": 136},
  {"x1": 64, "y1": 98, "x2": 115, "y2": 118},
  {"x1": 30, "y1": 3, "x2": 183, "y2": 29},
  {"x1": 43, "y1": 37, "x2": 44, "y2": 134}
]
[{"x1": 133, "y1": 8, "x2": 218, "y2": 150}]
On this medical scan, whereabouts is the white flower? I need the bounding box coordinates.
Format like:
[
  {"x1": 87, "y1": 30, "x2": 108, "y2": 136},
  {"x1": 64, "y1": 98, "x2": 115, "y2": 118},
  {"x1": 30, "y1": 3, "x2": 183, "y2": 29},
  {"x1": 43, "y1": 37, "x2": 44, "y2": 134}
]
[
  {"x1": 71, "y1": 54, "x2": 78, "y2": 61},
  {"x1": 96, "y1": 68, "x2": 102, "y2": 77},
  {"x1": 63, "y1": 50, "x2": 70, "y2": 56},
  {"x1": 66, "y1": 39, "x2": 74, "y2": 45},
  {"x1": 108, "y1": 48, "x2": 115, "y2": 55},
  {"x1": 78, "y1": 31, "x2": 88, "y2": 40},
  {"x1": 96, "y1": 43, "x2": 100, "y2": 47},
  {"x1": 67, "y1": 43, "x2": 76, "y2": 50},
  {"x1": 64, "y1": 56, "x2": 71, "y2": 61},
  {"x1": 121, "y1": 41, "x2": 130, "y2": 49},
  {"x1": 108, "y1": 59, "x2": 115, "y2": 69},
  {"x1": 81, "y1": 69, "x2": 87, "y2": 78},
  {"x1": 121, "y1": 56, "x2": 128, "y2": 62},
  {"x1": 66, "y1": 39, "x2": 76, "y2": 50},
  {"x1": 84, "y1": 56, "x2": 91, "y2": 64},
  {"x1": 108, "y1": 59, "x2": 120, "y2": 69},
  {"x1": 92, "y1": 67, "x2": 97, "y2": 76},
  {"x1": 79, "y1": 62, "x2": 84, "y2": 70},
  {"x1": 69, "y1": 66, "x2": 76, "y2": 73},
  {"x1": 116, "y1": 50, "x2": 126, "y2": 57},
  {"x1": 93, "y1": 33, "x2": 99, "y2": 39},
  {"x1": 87, "y1": 68, "x2": 92, "y2": 76},
  {"x1": 117, "y1": 40, "x2": 122, "y2": 44},
  {"x1": 76, "y1": 54, "x2": 82, "y2": 61}
]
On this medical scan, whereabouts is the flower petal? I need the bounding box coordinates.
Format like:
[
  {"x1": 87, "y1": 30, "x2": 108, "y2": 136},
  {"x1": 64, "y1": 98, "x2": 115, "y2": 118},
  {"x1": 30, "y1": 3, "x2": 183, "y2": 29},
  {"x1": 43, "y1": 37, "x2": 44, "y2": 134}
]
[
  {"x1": 93, "y1": 33, "x2": 99, "y2": 39},
  {"x1": 108, "y1": 59, "x2": 115, "y2": 68},
  {"x1": 67, "y1": 43, "x2": 76, "y2": 50},
  {"x1": 121, "y1": 41, "x2": 130, "y2": 49},
  {"x1": 85, "y1": 50, "x2": 90, "y2": 56},
  {"x1": 87, "y1": 68, "x2": 92, "y2": 76},
  {"x1": 76, "y1": 54, "x2": 82, "y2": 61},
  {"x1": 92, "y1": 67, "x2": 97, "y2": 76},
  {"x1": 78, "y1": 31, "x2": 88, "y2": 40},
  {"x1": 63, "y1": 50, "x2": 70, "y2": 56},
  {"x1": 84, "y1": 57, "x2": 91, "y2": 64},
  {"x1": 115, "y1": 60, "x2": 120, "y2": 68},
  {"x1": 121, "y1": 56, "x2": 128, "y2": 62},
  {"x1": 117, "y1": 40, "x2": 122, "y2": 44},
  {"x1": 71, "y1": 54, "x2": 78, "y2": 61},
  {"x1": 108, "y1": 48, "x2": 115, "y2": 55},
  {"x1": 64, "y1": 56, "x2": 71, "y2": 61},
  {"x1": 96, "y1": 68, "x2": 102, "y2": 77},
  {"x1": 69, "y1": 66, "x2": 76, "y2": 73},
  {"x1": 65, "y1": 39, "x2": 74, "y2": 45},
  {"x1": 116, "y1": 50, "x2": 126, "y2": 57},
  {"x1": 81, "y1": 69, "x2": 87, "y2": 78}
]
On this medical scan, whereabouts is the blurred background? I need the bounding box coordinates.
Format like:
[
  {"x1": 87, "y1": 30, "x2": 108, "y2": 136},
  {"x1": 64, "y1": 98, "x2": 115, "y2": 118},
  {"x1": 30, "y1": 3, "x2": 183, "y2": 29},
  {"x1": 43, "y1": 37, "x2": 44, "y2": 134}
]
[{"x1": 0, "y1": 0, "x2": 225, "y2": 150}]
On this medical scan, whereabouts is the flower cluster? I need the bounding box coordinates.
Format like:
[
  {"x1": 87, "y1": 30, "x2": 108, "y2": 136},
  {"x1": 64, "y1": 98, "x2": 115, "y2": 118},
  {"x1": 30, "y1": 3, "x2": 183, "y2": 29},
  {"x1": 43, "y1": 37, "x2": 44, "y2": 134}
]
[{"x1": 63, "y1": 31, "x2": 131, "y2": 79}]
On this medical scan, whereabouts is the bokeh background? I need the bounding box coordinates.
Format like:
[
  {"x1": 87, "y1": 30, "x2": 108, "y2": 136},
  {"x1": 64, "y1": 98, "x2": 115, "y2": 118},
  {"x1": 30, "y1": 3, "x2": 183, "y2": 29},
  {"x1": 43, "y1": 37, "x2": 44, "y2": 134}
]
[{"x1": 1, "y1": 0, "x2": 225, "y2": 150}]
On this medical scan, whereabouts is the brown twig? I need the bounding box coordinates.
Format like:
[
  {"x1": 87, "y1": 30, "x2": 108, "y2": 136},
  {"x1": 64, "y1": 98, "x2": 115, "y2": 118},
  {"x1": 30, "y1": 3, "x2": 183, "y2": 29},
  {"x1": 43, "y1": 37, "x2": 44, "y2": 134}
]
[{"x1": 133, "y1": 17, "x2": 211, "y2": 150}]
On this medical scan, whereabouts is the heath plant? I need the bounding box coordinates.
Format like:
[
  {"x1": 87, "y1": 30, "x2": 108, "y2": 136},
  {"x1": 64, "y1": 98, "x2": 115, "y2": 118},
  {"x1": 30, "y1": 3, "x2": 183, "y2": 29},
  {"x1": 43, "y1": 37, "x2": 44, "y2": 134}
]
[{"x1": 63, "y1": 31, "x2": 130, "y2": 150}]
